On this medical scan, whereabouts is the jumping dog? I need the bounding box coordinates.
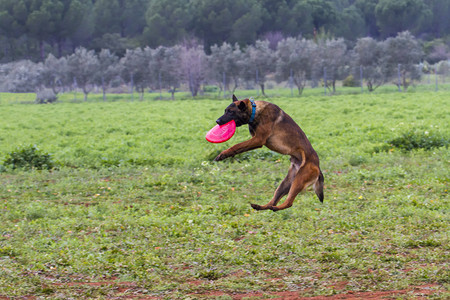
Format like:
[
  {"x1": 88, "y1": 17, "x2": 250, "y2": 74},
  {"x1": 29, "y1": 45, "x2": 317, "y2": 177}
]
[{"x1": 214, "y1": 95, "x2": 324, "y2": 211}]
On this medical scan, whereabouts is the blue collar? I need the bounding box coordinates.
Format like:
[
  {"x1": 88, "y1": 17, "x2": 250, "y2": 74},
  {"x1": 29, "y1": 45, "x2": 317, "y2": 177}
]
[{"x1": 249, "y1": 98, "x2": 256, "y2": 123}]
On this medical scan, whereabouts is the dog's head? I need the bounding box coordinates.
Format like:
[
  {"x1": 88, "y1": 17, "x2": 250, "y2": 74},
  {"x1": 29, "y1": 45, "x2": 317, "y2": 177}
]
[{"x1": 216, "y1": 95, "x2": 253, "y2": 127}]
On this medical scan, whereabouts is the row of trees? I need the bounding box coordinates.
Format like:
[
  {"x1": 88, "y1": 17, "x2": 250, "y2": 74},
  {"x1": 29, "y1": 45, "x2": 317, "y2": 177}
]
[
  {"x1": 1, "y1": 32, "x2": 449, "y2": 101},
  {"x1": 1, "y1": 0, "x2": 450, "y2": 62}
]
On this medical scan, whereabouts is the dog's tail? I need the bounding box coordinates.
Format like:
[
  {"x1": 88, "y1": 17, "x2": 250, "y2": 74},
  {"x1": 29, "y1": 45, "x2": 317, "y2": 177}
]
[{"x1": 314, "y1": 170, "x2": 324, "y2": 203}]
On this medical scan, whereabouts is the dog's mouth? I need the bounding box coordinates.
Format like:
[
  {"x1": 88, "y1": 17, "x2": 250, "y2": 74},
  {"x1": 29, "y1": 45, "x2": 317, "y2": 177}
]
[{"x1": 216, "y1": 116, "x2": 232, "y2": 126}]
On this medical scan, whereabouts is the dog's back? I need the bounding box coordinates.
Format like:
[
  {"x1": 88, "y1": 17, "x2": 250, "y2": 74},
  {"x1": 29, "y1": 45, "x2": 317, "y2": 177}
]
[{"x1": 252, "y1": 101, "x2": 319, "y2": 166}]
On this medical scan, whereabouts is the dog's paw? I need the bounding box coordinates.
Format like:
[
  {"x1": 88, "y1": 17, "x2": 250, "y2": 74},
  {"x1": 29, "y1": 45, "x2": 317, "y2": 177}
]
[
  {"x1": 269, "y1": 206, "x2": 280, "y2": 212},
  {"x1": 250, "y1": 203, "x2": 262, "y2": 210},
  {"x1": 214, "y1": 152, "x2": 226, "y2": 161}
]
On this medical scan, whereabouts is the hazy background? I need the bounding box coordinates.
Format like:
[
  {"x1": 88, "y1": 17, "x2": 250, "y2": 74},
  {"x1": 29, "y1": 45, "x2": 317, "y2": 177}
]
[{"x1": 0, "y1": 0, "x2": 449, "y2": 61}]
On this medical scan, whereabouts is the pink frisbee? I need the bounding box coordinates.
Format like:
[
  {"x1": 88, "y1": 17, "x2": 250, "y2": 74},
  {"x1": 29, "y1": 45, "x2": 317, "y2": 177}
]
[{"x1": 205, "y1": 120, "x2": 236, "y2": 143}]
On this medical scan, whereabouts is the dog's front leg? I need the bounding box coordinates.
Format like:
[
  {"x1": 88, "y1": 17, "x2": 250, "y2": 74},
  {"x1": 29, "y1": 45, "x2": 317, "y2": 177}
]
[{"x1": 214, "y1": 137, "x2": 264, "y2": 161}]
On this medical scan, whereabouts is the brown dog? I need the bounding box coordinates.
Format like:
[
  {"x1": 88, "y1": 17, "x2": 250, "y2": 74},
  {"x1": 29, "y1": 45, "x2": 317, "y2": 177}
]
[{"x1": 214, "y1": 95, "x2": 324, "y2": 211}]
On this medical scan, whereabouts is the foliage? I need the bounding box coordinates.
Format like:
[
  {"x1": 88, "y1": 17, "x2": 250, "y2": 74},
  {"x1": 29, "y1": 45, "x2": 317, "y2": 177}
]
[
  {"x1": 387, "y1": 130, "x2": 449, "y2": 152},
  {"x1": 0, "y1": 60, "x2": 43, "y2": 93},
  {"x1": 209, "y1": 42, "x2": 243, "y2": 94},
  {"x1": 67, "y1": 47, "x2": 100, "y2": 101},
  {"x1": 353, "y1": 32, "x2": 424, "y2": 92},
  {"x1": 375, "y1": 0, "x2": 432, "y2": 38},
  {"x1": 353, "y1": 36, "x2": 387, "y2": 92},
  {"x1": 150, "y1": 45, "x2": 182, "y2": 100},
  {"x1": 143, "y1": 0, "x2": 190, "y2": 47},
  {"x1": 3, "y1": 145, "x2": 54, "y2": 170},
  {"x1": 276, "y1": 37, "x2": 316, "y2": 95},
  {"x1": 0, "y1": 0, "x2": 449, "y2": 61},
  {"x1": 241, "y1": 40, "x2": 276, "y2": 96},
  {"x1": 120, "y1": 47, "x2": 152, "y2": 100},
  {"x1": 384, "y1": 31, "x2": 423, "y2": 91},
  {"x1": 0, "y1": 31, "x2": 437, "y2": 98},
  {"x1": 180, "y1": 43, "x2": 207, "y2": 97},
  {"x1": 342, "y1": 75, "x2": 359, "y2": 87},
  {"x1": 41, "y1": 54, "x2": 68, "y2": 94},
  {"x1": 315, "y1": 37, "x2": 348, "y2": 93}
]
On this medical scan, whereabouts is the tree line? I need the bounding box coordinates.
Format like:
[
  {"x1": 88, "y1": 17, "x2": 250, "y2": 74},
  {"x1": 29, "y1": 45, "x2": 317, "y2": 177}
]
[
  {"x1": 1, "y1": 0, "x2": 450, "y2": 62},
  {"x1": 1, "y1": 31, "x2": 449, "y2": 102}
]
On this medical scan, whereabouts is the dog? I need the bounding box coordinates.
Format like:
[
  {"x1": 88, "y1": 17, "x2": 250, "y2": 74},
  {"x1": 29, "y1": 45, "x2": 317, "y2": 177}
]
[{"x1": 214, "y1": 94, "x2": 324, "y2": 211}]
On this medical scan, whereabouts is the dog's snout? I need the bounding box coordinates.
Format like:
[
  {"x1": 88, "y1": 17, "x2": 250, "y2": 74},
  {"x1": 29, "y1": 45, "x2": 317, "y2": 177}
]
[{"x1": 216, "y1": 119, "x2": 221, "y2": 125}]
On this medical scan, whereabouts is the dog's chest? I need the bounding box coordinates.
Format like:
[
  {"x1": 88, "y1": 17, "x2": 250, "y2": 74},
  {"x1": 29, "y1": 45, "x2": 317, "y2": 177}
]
[{"x1": 265, "y1": 135, "x2": 292, "y2": 155}]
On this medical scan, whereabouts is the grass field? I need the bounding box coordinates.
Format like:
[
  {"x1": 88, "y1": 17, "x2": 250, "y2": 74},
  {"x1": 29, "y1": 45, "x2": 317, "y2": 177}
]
[{"x1": 0, "y1": 89, "x2": 449, "y2": 299}]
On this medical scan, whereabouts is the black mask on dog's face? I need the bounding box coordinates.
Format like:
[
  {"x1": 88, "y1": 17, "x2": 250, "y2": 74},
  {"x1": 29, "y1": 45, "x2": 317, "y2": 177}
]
[{"x1": 216, "y1": 101, "x2": 247, "y2": 127}]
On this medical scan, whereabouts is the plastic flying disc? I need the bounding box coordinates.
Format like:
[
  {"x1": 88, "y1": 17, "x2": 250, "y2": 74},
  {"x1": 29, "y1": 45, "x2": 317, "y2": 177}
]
[{"x1": 205, "y1": 120, "x2": 236, "y2": 143}]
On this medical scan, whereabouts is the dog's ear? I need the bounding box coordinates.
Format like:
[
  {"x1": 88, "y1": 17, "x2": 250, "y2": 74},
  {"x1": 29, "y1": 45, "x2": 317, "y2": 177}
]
[
  {"x1": 232, "y1": 94, "x2": 238, "y2": 102},
  {"x1": 238, "y1": 101, "x2": 246, "y2": 111}
]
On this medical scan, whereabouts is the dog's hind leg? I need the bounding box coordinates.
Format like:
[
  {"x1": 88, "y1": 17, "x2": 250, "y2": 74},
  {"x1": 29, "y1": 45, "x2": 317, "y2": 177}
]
[
  {"x1": 251, "y1": 158, "x2": 300, "y2": 210},
  {"x1": 270, "y1": 163, "x2": 320, "y2": 211}
]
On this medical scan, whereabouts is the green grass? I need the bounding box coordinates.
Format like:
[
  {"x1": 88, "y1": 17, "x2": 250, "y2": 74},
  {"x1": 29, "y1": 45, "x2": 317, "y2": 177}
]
[{"x1": 0, "y1": 90, "x2": 449, "y2": 299}]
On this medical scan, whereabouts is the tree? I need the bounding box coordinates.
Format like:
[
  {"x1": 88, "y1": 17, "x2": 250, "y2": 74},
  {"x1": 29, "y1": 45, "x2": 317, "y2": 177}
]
[
  {"x1": 67, "y1": 47, "x2": 99, "y2": 101},
  {"x1": 425, "y1": 42, "x2": 449, "y2": 64},
  {"x1": 314, "y1": 38, "x2": 348, "y2": 93},
  {"x1": 93, "y1": 0, "x2": 122, "y2": 37},
  {"x1": 305, "y1": 0, "x2": 338, "y2": 33},
  {"x1": 0, "y1": 60, "x2": 43, "y2": 92},
  {"x1": 424, "y1": 0, "x2": 450, "y2": 37},
  {"x1": 241, "y1": 40, "x2": 276, "y2": 96},
  {"x1": 190, "y1": 0, "x2": 266, "y2": 49},
  {"x1": 120, "y1": 47, "x2": 152, "y2": 100},
  {"x1": 96, "y1": 49, "x2": 120, "y2": 101},
  {"x1": 228, "y1": 2, "x2": 265, "y2": 46},
  {"x1": 41, "y1": 53, "x2": 69, "y2": 94},
  {"x1": 354, "y1": 0, "x2": 380, "y2": 38},
  {"x1": 209, "y1": 42, "x2": 243, "y2": 95},
  {"x1": 375, "y1": 0, "x2": 432, "y2": 38},
  {"x1": 276, "y1": 37, "x2": 317, "y2": 95},
  {"x1": 93, "y1": 0, "x2": 148, "y2": 38},
  {"x1": 0, "y1": 0, "x2": 33, "y2": 61},
  {"x1": 180, "y1": 43, "x2": 207, "y2": 97},
  {"x1": 259, "y1": 0, "x2": 314, "y2": 37},
  {"x1": 353, "y1": 37, "x2": 388, "y2": 92},
  {"x1": 334, "y1": 5, "x2": 366, "y2": 40},
  {"x1": 149, "y1": 46, "x2": 182, "y2": 100},
  {"x1": 383, "y1": 31, "x2": 423, "y2": 91},
  {"x1": 143, "y1": 0, "x2": 192, "y2": 47},
  {"x1": 24, "y1": 0, "x2": 93, "y2": 59}
]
